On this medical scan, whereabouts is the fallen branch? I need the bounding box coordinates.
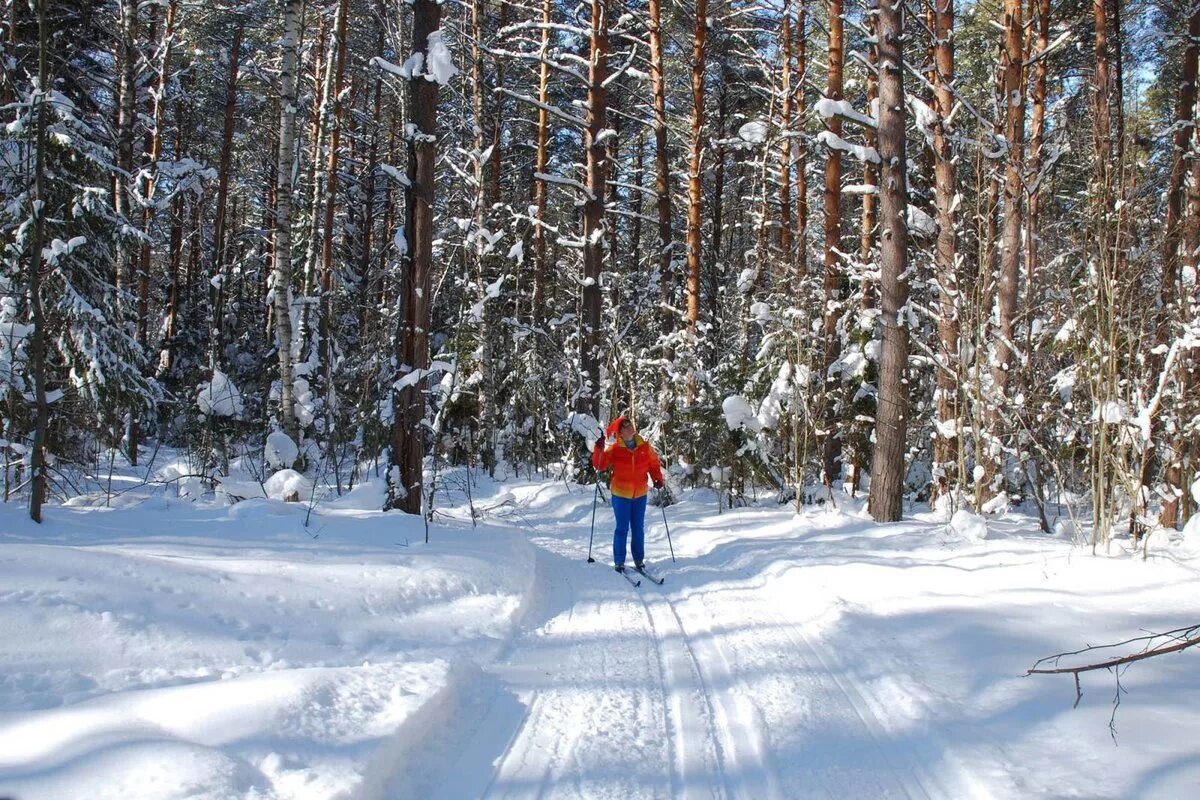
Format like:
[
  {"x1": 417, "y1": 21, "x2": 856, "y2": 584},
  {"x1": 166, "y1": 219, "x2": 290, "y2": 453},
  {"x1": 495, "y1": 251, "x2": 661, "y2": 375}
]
[
  {"x1": 1028, "y1": 624, "x2": 1200, "y2": 679},
  {"x1": 1028, "y1": 623, "x2": 1200, "y2": 738}
]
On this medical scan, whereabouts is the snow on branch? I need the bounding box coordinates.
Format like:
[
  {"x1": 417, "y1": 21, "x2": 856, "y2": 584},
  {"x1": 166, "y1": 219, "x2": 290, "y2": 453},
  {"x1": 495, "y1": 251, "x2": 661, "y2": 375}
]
[
  {"x1": 483, "y1": 46, "x2": 587, "y2": 85},
  {"x1": 495, "y1": 88, "x2": 587, "y2": 129},
  {"x1": 814, "y1": 97, "x2": 877, "y2": 129},
  {"x1": 815, "y1": 130, "x2": 880, "y2": 165},
  {"x1": 534, "y1": 171, "x2": 595, "y2": 200}
]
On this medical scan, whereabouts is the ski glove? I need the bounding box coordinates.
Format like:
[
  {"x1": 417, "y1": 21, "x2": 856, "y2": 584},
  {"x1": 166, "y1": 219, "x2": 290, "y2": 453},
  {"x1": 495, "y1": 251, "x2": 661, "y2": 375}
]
[
  {"x1": 595, "y1": 435, "x2": 605, "y2": 450},
  {"x1": 653, "y1": 480, "x2": 664, "y2": 489}
]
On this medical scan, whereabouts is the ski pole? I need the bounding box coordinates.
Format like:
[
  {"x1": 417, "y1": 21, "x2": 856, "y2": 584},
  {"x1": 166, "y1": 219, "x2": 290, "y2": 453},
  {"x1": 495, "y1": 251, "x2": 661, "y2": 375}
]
[
  {"x1": 587, "y1": 479, "x2": 599, "y2": 563},
  {"x1": 660, "y1": 503, "x2": 676, "y2": 563}
]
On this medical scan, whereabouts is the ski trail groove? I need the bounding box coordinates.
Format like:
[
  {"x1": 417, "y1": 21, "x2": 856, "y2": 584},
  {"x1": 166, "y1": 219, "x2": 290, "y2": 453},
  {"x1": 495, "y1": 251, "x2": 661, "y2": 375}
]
[
  {"x1": 764, "y1": 602, "x2": 940, "y2": 799},
  {"x1": 664, "y1": 591, "x2": 785, "y2": 800},
  {"x1": 636, "y1": 583, "x2": 726, "y2": 799}
]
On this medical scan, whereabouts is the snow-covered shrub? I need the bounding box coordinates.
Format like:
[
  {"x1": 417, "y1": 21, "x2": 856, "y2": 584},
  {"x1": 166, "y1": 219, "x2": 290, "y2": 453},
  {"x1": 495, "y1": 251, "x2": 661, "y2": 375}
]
[
  {"x1": 265, "y1": 431, "x2": 299, "y2": 471},
  {"x1": 197, "y1": 370, "x2": 244, "y2": 419}
]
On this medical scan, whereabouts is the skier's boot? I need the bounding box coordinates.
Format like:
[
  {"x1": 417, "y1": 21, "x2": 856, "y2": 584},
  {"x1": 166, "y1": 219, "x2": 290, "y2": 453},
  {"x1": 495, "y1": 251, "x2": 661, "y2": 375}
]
[{"x1": 614, "y1": 564, "x2": 625, "y2": 573}]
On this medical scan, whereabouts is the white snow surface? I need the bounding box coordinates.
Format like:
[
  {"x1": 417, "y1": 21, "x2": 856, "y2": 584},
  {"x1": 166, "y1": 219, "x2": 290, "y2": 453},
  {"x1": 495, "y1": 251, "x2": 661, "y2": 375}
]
[
  {"x1": 197, "y1": 369, "x2": 244, "y2": 419},
  {"x1": 3, "y1": 471, "x2": 1200, "y2": 798},
  {"x1": 424, "y1": 32, "x2": 457, "y2": 84},
  {"x1": 737, "y1": 120, "x2": 768, "y2": 144},
  {"x1": 264, "y1": 431, "x2": 298, "y2": 471}
]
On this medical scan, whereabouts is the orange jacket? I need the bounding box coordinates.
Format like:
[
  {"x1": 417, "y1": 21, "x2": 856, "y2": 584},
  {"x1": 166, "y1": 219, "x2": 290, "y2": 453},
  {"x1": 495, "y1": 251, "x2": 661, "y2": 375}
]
[{"x1": 593, "y1": 434, "x2": 664, "y2": 499}]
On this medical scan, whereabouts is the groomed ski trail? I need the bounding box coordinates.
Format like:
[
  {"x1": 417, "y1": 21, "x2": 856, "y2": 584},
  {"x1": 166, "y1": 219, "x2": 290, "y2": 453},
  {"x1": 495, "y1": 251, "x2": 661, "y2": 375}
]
[{"x1": 413, "y1": 493, "x2": 967, "y2": 799}]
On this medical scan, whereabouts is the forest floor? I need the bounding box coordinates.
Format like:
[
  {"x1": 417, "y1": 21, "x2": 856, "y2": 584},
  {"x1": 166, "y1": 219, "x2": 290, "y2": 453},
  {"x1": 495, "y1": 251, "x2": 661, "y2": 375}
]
[{"x1": 2, "y1": 462, "x2": 1200, "y2": 799}]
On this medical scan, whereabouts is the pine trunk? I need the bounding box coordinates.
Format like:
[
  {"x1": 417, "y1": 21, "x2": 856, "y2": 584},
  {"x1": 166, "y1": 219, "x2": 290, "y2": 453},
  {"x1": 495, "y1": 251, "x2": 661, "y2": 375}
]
[
  {"x1": 28, "y1": 0, "x2": 50, "y2": 523},
  {"x1": 868, "y1": 0, "x2": 910, "y2": 523},
  {"x1": 779, "y1": 1, "x2": 793, "y2": 261},
  {"x1": 820, "y1": 0, "x2": 845, "y2": 488},
  {"x1": 531, "y1": 0, "x2": 552, "y2": 324},
  {"x1": 684, "y1": 0, "x2": 707, "y2": 405},
  {"x1": 577, "y1": 0, "x2": 609, "y2": 418},
  {"x1": 1159, "y1": 8, "x2": 1200, "y2": 528},
  {"x1": 388, "y1": 0, "x2": 442, "y2": 512},
  {"x1": 981, "y1": 0, "x2": 1025, "y2": 503},
  {"x1": 932, "y1": 0, "x2": 960, "y2": 498}
]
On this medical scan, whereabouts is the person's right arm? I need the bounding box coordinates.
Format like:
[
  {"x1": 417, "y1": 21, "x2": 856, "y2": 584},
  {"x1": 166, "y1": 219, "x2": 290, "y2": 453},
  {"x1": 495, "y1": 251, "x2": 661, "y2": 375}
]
[{"x1": 592, "y1": 436, "x2": 610, "y2": 471}]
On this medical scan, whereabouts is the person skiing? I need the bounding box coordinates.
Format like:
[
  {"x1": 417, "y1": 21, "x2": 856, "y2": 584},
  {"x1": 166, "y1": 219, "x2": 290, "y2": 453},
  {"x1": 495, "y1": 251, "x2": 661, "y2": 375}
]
[{"x1": 593, "y1": 416, "x2": 665, "y2": 573}]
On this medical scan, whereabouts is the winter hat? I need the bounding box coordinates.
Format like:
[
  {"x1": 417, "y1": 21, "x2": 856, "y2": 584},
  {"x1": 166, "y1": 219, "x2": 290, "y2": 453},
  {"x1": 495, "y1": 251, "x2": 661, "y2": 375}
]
[{"x1": 606, "y1": 416, "x2": 630, "y2": 439}]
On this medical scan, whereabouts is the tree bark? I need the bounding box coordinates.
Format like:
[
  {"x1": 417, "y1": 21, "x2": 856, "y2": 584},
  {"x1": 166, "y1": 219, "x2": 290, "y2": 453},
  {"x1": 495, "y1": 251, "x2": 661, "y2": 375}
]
[
  {"x1": 114, "y1": 0, "x2": 138, "y2": 291},
  {"x1": 821, "y1": 0, "x2": 845, "y2": 487},
  {"x1": 128, "y1": 0, "x2": 178, "y2": 467},
  {"x1": 388, "y1": 0, "x2": 443, "y2": 512},
  {"x1": 868, "y1": 0, "x2": 910, "y2": 523},
  {"x1": 28, "y1": 0, "x2": 50, "y2": 523},
  {"x1": 272, "y1": 0, "x2": 303, "y2": 447},
  {"x1": 577, "y1": 0, "x2": 609, "y2": 418},
  {"x1": 1157, "y1": 7, "x2": 1200, "y2": 528},
  {"x1": 684, "y1": 0, "x2": 707, "y2": 405},
  {"x1": 981, "y1": 0, "x2": 1025, "y2": 503},
  {"x1": 932, "y1": 0, "x2": 960, "y2": 498},
  {"x1": 779, "y1": 0, "x2": 793, "y2": 262},
  {"x1": 210, "y1": 16, "x2": 244, "y2": 369},
  {"x1": 319, "y1": 0, "x2": 350, "y2": 395},
  {"x1": 531, "y1": 0, "x2": 552, "y2": 325},
  {"x1": 159, "y1": 97, "x2": 187, "y2": 377},
  {"x1": 795, "y1": 6, "x2": 807, "y2": 276}
]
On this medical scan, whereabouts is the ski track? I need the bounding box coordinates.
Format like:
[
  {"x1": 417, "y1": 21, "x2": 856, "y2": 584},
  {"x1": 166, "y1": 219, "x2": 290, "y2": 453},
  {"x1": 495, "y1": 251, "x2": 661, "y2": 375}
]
[{"x1": 416, "y1": 510, "x2": 960, "y2": 799}]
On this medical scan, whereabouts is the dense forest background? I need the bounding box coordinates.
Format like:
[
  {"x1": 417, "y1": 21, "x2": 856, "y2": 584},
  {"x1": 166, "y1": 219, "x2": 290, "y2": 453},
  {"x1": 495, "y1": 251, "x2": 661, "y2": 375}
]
[{"x1": 1, "y1": 0, "x2": 1197, "y2": 544}]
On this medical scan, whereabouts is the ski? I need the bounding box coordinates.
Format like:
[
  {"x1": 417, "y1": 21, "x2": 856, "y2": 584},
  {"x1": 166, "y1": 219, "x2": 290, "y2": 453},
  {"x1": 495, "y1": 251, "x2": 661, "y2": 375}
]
[
  {"x1": 615, "y1": 567, "x2": 641, "y2": 587},
  {"x1": 634, "y1": 566, "x2": 665, "y2": 585}
]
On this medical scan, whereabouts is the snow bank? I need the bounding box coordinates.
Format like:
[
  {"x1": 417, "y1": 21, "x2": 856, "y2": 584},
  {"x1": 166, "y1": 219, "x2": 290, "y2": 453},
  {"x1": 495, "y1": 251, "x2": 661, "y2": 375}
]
[
  {"x1": 263, "y1": 468, "x2": 313, "y2": 502},
  {"x1": 0, "y1": 498, "x2": 536, "y2": 799},
  {"x1": 949, "y1": 508, "x2": 990, "y2": 542}
]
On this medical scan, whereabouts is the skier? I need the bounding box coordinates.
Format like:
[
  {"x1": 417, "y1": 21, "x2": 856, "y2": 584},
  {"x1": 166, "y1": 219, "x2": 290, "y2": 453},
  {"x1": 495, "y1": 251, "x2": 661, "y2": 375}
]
[{"x1": 593, "y1": 416, "x2": 665, "y2": 573}]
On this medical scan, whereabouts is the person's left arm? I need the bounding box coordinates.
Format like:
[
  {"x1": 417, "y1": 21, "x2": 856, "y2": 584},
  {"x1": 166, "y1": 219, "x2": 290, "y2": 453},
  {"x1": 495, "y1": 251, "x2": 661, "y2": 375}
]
[{"x1": 647, "y1": 444, "x2": 665, "y2": 488}]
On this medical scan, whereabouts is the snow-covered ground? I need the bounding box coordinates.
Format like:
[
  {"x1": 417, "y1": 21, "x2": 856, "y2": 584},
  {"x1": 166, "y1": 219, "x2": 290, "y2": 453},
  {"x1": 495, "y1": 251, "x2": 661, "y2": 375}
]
[{"x1": 2, "y1": 471, "x2": 1199, "y2": 799}]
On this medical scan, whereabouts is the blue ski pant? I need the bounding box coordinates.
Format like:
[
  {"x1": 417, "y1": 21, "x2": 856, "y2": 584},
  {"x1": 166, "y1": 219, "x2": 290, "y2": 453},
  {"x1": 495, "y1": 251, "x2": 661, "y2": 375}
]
[{"x1": 612, "y1": 494, "x2": 647, "y2": 566}]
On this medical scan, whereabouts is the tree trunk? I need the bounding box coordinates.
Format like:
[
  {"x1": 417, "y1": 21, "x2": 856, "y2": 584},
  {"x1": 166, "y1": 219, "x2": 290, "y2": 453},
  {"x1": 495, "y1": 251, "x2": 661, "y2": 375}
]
[
  {"x1": 1159, "y1": 8, "x2": 1200, "y2": 529},
  {"x1": 577, "y1": 0, "x2": 609, "y2": 418},
  {"x1": 649, "y1": 0, "x2": 676, "y2": 431},
  {"x1": 210, "y1": 16, "x2": 244, "y2": 370},
  {"x1": 357, "y1": 30, "x2": 384, "y2": 340},
  {"x1": 272, "y1": 0, "x2": 303, "y2": 447},
  {"x1": 531, "y1": 0, "x2": 552, "y2": 325},
  {"x1": 28, "y1": 0, "x2": 50, "y2": 523},
  {"x1": 159, "y1": 99, "x2": 187, "y2": 376},
  {"x1": 388, "y1": 0, "x2": 443, "y2": 512},
  {"x1": 981, "y1": 0, "x2": 1025, "y2": 503},
  {"x1": 779, "y1": 1, "x2": 793, "y2": 262},
  {"x1": 795, "y1": 5, "x2": 807, "y2": 276},
  {"x1": 932, "y1": 0, "x2": 960, "y2": 499},
  {"x1": 868, "y1": 0, "x2": 910, "y2": 523},
  {"x1": 128, "y1": 0, "x2": 178, "y2": 467},
  {"x1": 820, "y1": 0, "x2": 845, "y2": 488},
  {"x1": 1025, "y1": 0, "x2": 1047, "y2": 355},
  {"x1": 114, "y1": 0, "x2": 138, "y2": 291},
  {"x1": 319, "y1": 0, "x2": 350, "y2": 398},
  {"x1": 684, "y1": 0, "x2": 707, "y2": 405}
]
